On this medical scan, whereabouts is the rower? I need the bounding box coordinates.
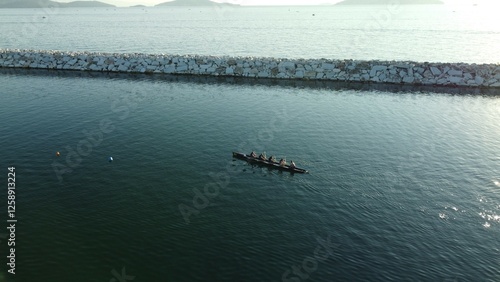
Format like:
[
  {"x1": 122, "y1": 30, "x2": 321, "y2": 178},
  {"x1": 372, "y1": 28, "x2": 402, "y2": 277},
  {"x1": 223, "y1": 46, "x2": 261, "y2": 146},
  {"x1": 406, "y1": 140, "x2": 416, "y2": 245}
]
[
  {"x1": 290, "y1": 160, "x2": 296, "y2": 168},
  {"x1": 259, "y1": 153, "x2": 266, "y2": 160},
  {"x1": 279, "y1": 159, "x2": 286, "y2": 166},
  {"x1": 268, "y1": 156, "x2": 276, "y2": 163},
  {"x1": 250, "y1": 151, "x2": 257, "y2": 158}
]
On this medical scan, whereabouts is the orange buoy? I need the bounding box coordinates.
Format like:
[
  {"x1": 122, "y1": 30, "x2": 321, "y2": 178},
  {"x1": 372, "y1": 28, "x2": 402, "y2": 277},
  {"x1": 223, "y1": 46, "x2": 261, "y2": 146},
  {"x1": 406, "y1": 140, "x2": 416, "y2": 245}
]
[{"x1": 56, "y1": 151, "x2": 60, "y2": 157}]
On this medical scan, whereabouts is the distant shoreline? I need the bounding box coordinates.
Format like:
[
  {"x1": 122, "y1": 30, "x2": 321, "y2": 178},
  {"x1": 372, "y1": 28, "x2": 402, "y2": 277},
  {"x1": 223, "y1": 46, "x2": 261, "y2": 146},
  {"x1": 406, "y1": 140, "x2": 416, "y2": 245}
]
[
  {"x1": 0, "y1": 0, "x2": 115, "y2": 9},
  {"x1": 335, "y1": 0, "x2": 443, "y2": 5},
  {"x1": 1, "y1": 49, "x2": 499, "y2": 88},
  {"x1": 0, "y1": 0, "x2": 238, "y2": 8}
]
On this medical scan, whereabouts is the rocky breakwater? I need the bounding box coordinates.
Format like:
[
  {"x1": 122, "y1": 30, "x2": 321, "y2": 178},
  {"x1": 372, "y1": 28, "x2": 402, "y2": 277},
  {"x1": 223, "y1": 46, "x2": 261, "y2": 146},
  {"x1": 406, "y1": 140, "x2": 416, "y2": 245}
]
[{"x1": 1, "y1": 49, "x2": 500, "y2": 88}]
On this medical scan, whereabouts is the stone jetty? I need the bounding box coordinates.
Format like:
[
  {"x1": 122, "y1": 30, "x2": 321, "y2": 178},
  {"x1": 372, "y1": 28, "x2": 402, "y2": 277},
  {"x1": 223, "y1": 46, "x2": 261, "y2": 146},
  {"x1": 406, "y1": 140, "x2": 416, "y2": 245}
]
[{"x1": 1, "y1": 49, "x2": 499, "y2": 88}]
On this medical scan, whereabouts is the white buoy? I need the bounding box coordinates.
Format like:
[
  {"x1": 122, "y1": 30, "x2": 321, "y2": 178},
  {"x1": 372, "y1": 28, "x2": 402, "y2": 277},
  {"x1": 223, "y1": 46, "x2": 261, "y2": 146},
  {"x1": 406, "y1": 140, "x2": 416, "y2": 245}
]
[{"x1": 108, "y1": 156, "x2": 113, "y2": 162}]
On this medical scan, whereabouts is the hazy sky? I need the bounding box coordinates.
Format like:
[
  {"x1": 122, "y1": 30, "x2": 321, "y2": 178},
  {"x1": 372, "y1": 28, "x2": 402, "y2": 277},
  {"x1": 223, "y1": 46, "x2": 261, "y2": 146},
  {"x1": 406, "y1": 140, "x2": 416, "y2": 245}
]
[{"x1": 55, "y1": 0, "x2": 496, "y2": 7}]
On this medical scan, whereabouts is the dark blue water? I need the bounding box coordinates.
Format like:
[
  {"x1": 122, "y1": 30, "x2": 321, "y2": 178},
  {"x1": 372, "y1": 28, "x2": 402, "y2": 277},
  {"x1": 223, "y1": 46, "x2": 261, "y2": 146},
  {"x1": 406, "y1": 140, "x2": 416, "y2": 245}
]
[{"x1": 0, "y1": 70, "x2": 499, "y2": 281}]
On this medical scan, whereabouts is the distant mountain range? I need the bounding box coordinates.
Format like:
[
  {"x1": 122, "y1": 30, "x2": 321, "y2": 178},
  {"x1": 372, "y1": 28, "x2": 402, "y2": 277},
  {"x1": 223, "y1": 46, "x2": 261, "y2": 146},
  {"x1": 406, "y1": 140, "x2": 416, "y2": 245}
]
[
  {"x1": 336, "y1": 0, "x2": 443, "y2": 4},
  {"x1": 155, "y1": 0, "x2": 239, "y2": 7},
  {"x1": 62, "y1": 1, "x2": 114, "y2": 7},
  {"x1": 0, "y1": 0, "x2": 241, "y2": 8},
  {"x1": 0, "y1": 0, "x2": 445, "y2": 9},
  {"x1": 0, "y1": 0, "x2": 115, "y2": 8}
]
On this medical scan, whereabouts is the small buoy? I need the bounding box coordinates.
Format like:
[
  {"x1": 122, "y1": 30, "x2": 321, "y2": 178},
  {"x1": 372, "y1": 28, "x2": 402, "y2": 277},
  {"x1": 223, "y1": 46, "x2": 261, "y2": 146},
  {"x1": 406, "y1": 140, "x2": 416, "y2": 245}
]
[
  {"x1": 108, "y1": 156, "x2": 113, "y2": 162},
  {"x1": 56, "y1": 151, "x2": 60, "y2": 157}
]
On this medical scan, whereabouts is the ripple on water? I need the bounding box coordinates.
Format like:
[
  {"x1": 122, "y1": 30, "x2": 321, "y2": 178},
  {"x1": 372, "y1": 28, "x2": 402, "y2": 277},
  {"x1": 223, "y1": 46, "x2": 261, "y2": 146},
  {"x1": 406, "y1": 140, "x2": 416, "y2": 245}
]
[{"x1": 1, "y1": 71, "x2": 500, "y2": 281}]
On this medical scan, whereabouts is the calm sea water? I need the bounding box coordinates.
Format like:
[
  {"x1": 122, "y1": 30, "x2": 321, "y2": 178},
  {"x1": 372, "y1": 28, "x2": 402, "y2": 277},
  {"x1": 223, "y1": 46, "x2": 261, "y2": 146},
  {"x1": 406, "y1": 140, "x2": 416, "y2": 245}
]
[
  {"x1": 0, "y1": 5, "x2": 500, "y2": 282},
  {"x1": 0, "y1": 5, "x2": 499, "y2": 63},
  {"x1": 0, "y1": 69, "x2": 499, "y2": 281}
]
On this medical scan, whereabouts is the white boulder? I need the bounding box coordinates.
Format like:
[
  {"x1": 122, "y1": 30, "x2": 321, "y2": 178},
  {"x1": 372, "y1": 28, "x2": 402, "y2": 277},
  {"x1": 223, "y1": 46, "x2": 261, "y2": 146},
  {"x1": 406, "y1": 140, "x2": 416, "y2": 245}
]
[
  {"x1": 474, "y1": 76, "x2": 484, "y2": 85},
  {"x1": 370, "y1": 65, "x2": 386, "y2": 77},
  {"x1": 448, "y1": 69, "x2": 463, "y2": 76},
  {"x1": 278, "y1": 61, "x2": 295, "y2": 69},
  {"x1": 321, "y1": 62, "x2": 335, "y2": 70},
  {"x1": 225, "y1": 67, "x2": 234, "y2": 75},
  {"x1": 176, "y1": 64, "x2": 188, "y2": 71},
  {"x1": 430, "y1": 66, "x2": 441, "y2": 76},
  {"x1": 163, "y1": 66, "x2": 175, "y2": 73},
  {"x1": 448, "y1": 76, "x2": 462, "y2": 84},
  {"x1": 402, "y1": 76, "x2": 415, "y2": 83}
]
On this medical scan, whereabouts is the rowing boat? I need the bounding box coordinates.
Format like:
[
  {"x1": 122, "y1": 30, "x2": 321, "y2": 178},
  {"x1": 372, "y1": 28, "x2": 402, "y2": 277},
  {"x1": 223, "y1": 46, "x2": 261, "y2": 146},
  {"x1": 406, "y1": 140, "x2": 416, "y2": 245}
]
[{"x1": 232, "y1": 152, "x2": 308, "y2": 174}]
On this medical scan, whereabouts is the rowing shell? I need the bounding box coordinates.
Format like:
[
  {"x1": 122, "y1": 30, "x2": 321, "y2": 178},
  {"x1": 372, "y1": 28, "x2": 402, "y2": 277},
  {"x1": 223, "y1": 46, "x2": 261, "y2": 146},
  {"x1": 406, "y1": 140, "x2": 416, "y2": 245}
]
[{"x1": 232, "y1": 152, "x2": 308, "y2": 174}]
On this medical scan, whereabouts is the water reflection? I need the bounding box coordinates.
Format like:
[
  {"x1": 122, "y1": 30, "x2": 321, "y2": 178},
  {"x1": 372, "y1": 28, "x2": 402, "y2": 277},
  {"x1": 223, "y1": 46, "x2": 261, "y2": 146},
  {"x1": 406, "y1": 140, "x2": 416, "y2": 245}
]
[{"x1": 1, "y1": 68, "x2": 499, "y2": 97}]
